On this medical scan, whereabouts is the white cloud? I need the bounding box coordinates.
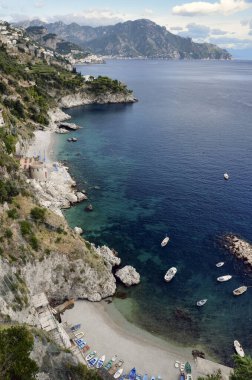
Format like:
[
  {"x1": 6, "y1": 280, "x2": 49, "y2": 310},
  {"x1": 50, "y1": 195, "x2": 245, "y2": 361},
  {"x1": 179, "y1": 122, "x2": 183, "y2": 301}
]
[
  {"x1": 34, "y1": 1, "x2": 45, "y2": 8},
  {"x1": 9, "y1": 8, "x2": 131, "y2": 27},
  {"x1": 172, "y1": 0, "x2": 251, "y2": 16}
]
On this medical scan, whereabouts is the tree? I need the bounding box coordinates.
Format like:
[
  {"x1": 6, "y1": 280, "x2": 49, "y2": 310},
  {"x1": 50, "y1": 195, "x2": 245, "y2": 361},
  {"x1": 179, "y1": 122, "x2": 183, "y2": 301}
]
[
  {"x1": 0, "y1": 326, "x2": 38, "y2": 380},
  {"x1": 231, "y1": 355, "x2": 252, "y2": 380},
  {"x1": 197, "y1": 369, "x2": 223, "y2": 380}
]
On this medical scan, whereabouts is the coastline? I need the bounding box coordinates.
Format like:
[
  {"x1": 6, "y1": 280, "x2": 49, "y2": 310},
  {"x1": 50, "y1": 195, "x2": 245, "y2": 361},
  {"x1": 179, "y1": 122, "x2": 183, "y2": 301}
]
[
  {"x1": 62, "y1": 300, "x2": 233, "y2": 379},
  {"x1": 25, "y1": 101, "x2": 233, "y2": 379}
]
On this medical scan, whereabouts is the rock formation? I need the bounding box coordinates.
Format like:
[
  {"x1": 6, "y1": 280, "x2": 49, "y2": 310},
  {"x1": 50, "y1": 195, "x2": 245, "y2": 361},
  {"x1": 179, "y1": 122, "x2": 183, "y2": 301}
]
[
  {"x1": 115, "y1": 265, "x2": 140, "y2": 287},
  {"x1": 222, "y1": 234, "x2": 252, "y2": 267}
]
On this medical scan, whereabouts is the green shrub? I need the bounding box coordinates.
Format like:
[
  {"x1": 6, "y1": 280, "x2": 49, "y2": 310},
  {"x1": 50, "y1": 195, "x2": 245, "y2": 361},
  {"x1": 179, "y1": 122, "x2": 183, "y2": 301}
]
[
  {"x1": 7, "y1": 208, "x2": 19, "y2": 219},
  {"x1": 30, "y1": 235, "x2": 39, "y2": 251},
  {"x1": 4, "y1": 228, "x2": 13, "y2": 239},
  {"x1": 0, "y1": 179, "x2": 19, "y2": 203},
  {"x1": 30, "y1": 207, "x2": 46, "y2": 222},
  {"x1": 0, "y1": 325, "x2": 38, "y2": 379},
  {"x1": 20, "y1": 220, "x2": 33, "y2": 236}
]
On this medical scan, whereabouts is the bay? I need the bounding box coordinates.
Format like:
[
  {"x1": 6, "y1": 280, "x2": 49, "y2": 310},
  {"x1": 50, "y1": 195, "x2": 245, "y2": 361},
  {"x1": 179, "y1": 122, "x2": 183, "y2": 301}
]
[{"x1": 56, "y1": 60, "x2": 252, "y2": 364}]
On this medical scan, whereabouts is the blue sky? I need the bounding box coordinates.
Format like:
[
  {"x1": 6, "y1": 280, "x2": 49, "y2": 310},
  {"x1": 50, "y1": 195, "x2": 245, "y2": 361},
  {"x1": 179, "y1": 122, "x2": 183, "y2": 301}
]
[{"x1": 1, "y1": 0, "x2": 252, "y2": 58}]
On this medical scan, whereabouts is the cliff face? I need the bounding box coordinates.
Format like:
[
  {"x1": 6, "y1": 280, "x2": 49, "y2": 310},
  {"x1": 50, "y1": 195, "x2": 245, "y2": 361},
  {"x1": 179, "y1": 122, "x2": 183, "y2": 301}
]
[{"x1": 60, "y1": 91, "x2": 137, "y2": 108}]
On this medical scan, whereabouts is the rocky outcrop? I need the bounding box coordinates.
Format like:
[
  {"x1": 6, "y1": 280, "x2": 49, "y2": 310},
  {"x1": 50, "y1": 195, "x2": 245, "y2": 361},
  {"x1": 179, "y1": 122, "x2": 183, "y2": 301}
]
[
  {"x1": 222, "y1": 234, "x2": 252, "y2": 267},
  {"x1": 74, "y1": 227, "x2": 83, "y2": 235},
  {"x1": 23, "y1": 247, "x2": 117, "y2": 303},
  {"x1": 115, "y1": 265, "x2": 140, "y2": 287},
  {"x1": 59, "y1": 92, "x2": 137, "y2": 109},
  {"x1": 96, "y1": 245, "x2": 121, "y2": 267}
]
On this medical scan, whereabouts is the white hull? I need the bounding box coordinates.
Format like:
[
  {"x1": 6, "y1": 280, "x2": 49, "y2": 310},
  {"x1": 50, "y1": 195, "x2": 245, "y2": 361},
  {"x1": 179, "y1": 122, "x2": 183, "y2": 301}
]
[
  {"x1": 161, "y1": 236, "x2": 169, "y2": 247},
  {"x1": 216, "y1": 262, "x2": 224, "y2": 267},
  {"x1": 217, "y1": 275, "x2": 232, "y2": 282},
  {"x1": 164, "y1": 267, "x2": 177, "y2": 282},
  {"x1": 197, "y1": 299, "x2": 207, "y2": 307},
  {"x1": 234, "y1": 340, "x2": 245, "y2": 357},
  {"x1": 114, "y1": 368, "x2": 123, "y2": 378},
  {"x1": 233, "y1": 286, "x2": 247, "y2": 296}
]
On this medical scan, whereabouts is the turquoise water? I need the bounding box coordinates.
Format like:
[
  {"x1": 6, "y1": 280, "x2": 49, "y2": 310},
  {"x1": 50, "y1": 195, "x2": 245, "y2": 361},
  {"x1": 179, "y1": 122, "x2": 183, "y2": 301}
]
[{"x1": 56, "y1": 60, "x2": 252, "y2": 364}]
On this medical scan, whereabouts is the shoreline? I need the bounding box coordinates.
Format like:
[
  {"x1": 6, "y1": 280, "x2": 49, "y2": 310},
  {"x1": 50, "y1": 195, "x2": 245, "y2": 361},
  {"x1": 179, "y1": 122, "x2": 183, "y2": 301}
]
[
  {"x1": 25, "y1": 103, "x2": 233, "y2": 379},
  {"x1": 62, "y1": 300, "x2": 233, "y2": 379}
]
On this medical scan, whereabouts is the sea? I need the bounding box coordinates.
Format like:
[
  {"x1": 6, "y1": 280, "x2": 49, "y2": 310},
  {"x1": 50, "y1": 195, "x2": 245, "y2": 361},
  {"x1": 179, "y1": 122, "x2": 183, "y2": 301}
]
[{"x1": 55, "y1": 60, "x2": 252, "y2": 364}]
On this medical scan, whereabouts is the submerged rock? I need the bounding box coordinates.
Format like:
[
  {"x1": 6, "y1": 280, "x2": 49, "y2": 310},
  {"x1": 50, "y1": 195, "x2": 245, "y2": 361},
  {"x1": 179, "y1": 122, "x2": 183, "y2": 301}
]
[{"x1": 115, "y1": 265, "x2": 140, "y2": 287}]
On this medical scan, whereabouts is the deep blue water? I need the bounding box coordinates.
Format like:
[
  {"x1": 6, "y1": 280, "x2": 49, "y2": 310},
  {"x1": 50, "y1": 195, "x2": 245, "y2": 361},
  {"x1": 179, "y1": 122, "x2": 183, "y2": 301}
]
[{"x1": 56, "y1": 60, "x2": 252, "y2": 364}]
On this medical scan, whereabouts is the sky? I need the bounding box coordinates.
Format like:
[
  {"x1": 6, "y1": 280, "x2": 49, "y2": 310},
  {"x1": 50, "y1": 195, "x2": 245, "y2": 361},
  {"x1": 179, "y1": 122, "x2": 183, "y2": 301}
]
[{"x1": 1, "y1": 0, "x2": 252, "y2": 58}]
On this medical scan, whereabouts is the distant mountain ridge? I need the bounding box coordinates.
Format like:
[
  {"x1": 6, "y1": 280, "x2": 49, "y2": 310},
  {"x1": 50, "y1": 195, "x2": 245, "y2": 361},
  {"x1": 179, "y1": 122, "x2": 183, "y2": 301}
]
[{"x1": 18, "y1": 19, "x2": 231, "y2": 60}]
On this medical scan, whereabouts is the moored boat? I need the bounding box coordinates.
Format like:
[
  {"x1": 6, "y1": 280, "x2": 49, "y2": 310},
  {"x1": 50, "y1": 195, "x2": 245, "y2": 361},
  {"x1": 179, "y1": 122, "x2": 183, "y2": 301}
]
[
  {"x1": 161, "y1": 235, "x2": 169, "y2": 247},
  {"x1": 85, "y1": 350, "x2": 96, "y2": 361},
  {"x1": 70, "y1": 323, "x2": 81, "y2": 332},
  {"x1": 186, "y1": 375, "x2": 193, "y2": 380},
  {"x1": 196, "y1": 299, "x2": 208, "y2": 307},
  {"x1": 164, "y1": 267, "x2": 177, "y2": 282},
  {"x1": 180, "y1": 373, "x2": 185, "y2": 380},
  {"x1": 224, "y1": 173, "x2": 229, "y2": 180},
  {"x1": 234, "y1": 340, "x2": 245, "y2": 357},
  {"x1": 217, "y1": 275, "x2": 232, "y2": 282},
  {"x1": 216, "y1": 262, "x2": 224, "y2": 267},
  {"x1": 233, "y1": 286, "x2": 247, "y2": 296},
  {"x1": 87, "y1": 356, "x2": 98, "y2": 367},
  {"x1": 129, "y1": 368, "x2": 137, "y2": 380},
  {"x1": 96, "y1": 355, "x2": 106, "y2": 368},
  {"x1": 185, "y1": 362, "x2": 191, "y2": 374},
  {"x1": 143, "y1": 374, "x2": 148, "y2": 380},
  {"x1": 114, "y1": 368, "x2": 124, "y2": 379}
]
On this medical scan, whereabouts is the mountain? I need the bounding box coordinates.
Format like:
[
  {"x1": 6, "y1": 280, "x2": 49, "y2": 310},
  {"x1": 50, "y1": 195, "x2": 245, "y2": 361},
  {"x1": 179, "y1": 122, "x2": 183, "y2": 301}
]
[{"x1": 18, "y1": 19, "x2": 231, "y2": 60}]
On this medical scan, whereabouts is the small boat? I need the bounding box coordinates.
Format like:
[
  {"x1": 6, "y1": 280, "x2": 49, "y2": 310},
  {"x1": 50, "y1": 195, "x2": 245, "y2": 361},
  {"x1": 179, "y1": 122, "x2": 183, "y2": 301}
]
[
  {"x1": 185, "y1": 362, "x2": 191, "y2": 374},
  {"x1": 143, "y1": 375, "x2": 148, "y2": 380},
  {"x1": 186, "y1": 375, "x2": 193, "y2": 380},
  {"x1": 70, "y1": 323, "x2": 81, "y2": 332},
  {"x1": 129, "y1": 368, "x2": 137, "y2": 380},
  {"x1": 136, "y1": 376, "x2": 142, "y2": 380},
  {"x1": 85, "y1": 350, "x2": 96, "y2": 361},
  {"x1": 150, "y1": 377, "x2": 155, "y2": 380},
  {"x1": 111, "y1": 354, "x2": 118, "y2": 362},
  {"x1": 224, "y1": 173, "x2": 229, "y2": 180},
  {"x1": 180, "y1": 362, "x2": 185, "y2": 372},
  {"x1": 175, "y1": 360, "x2": 180, "y2": 368},
  {"x1": 164, "y1": 267, "x2": 177, "y2": 282},
  {"x1": 216, "y1": 262, "x2": 224, "y2": 267},
  {"x1": 233, "y1": 286, "x2": 247, "y2": 296},
  {"x1": 72, "y1": 137, "x2": 78, "y2": 142},
  {"x1": 217, "y1": 275, "x2": 232, "y2": 282},
  {"x1": 67, "y1": 137, "x2": 72, "y2": 142},
  {"x1": 161, "y1": 235, "x2": 169, "y2": 247},
  {"x1": 234, "y1": 340, "x2": 245, "y2": 357},
  {"x1": 180, "y1": 374, "x2": 185, "y2": 380},
  {"x1": 114, "y1": 368, "x2": 124, "y2": 379},
  {"x1": 104, "y1": 359, "x2": 113, "y2": 370},
  {"x1": 88, "y1": 356, "x2": 98, "y2": 367},
  {"x1": 197, "y1": 299, "x2": 208, "y2": 307},
  {"x1": 96, "y1": 355, "x2": 106, "y2": 368},
  {"x1": 82, "y1": 344, "x2": 90, "y2": 353}
]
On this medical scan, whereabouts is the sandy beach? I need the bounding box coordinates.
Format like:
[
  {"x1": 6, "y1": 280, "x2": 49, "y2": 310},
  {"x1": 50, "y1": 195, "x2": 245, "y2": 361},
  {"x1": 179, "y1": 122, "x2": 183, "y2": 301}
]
[
  {"x1": 62, "y1": 300, "x2": 232, "y2": 380},
  {"x1": 26, "y1": 129, "x2": 55, "y2": 162}
]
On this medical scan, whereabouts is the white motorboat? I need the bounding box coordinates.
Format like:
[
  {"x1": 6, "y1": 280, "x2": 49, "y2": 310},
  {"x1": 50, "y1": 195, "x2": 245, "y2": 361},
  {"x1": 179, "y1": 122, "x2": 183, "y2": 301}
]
[
  {"x1": 234, "y1": 340, "x2": 245, "y2": 357},
  {"x1": 233, "y1": 286, "x2": 247, "y2": 296},
  {"x1": 161, "y1": 235, "x2": 169, "y2": 247},
  {"x1": 217, "y1": 275, "x2": 232, "y2": 282},
  {"x1": 196, "y1": 299, "x2": 208, "y2": 307},
  {"x1": 111, "y1": 354, "x2": 117, "y2": 362},
  {"x1": 186, "y1": 375, "x2": 193, "y2": 380},
  {"x1": 164, "y1": 267, "x2": 177, "y2": 282},
  {"x1": 216, "y1": 262, "x2": 224, "y2": 267},
  {"x1": 224, "y1": 173, "x2": 229, "y2": 180},
  {"x1": 96, "y1": 355, "x2": 105, "y2": 369},
  {"x1": 174, "y1": 360, "x2": 180, "y2": 368},
  {"x1": 114, "y1": 368, "x2": 123, "y2": 379}
]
